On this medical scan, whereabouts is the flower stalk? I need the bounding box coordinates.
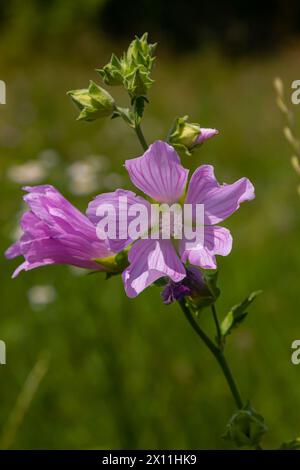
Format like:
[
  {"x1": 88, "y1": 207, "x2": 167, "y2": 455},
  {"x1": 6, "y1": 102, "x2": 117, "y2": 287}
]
[
  {"x1": 134, "y1": 122, "x2": 148, "y2": 151},
  {"x1": 179, "y1": 299, "x2": 244, "y2": 410}
]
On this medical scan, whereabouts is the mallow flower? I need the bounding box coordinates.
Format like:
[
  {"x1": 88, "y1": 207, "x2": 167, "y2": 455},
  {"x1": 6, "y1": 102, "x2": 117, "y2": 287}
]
[
  {"x1": 87, "y1": 140, "x2": 255, "y2": 298},
  {"x1": 5, "y1": 185, "x2": 112, "y2": 277}
]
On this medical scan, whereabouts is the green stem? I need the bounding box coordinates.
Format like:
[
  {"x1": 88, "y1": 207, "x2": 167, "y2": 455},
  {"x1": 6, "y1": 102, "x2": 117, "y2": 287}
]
[
  {"x1": 179, "y1": 299, "x2": 243, "y2": 410},
  {"x1": 211, "y1": 303, "x2": 222, "y2": 347},
  {"x1": 134, "y1": 122, "x2": 148, "y2": 151}
]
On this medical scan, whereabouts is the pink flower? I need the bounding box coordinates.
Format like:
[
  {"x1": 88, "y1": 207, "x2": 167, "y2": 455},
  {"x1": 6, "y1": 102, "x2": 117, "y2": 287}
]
[
  {"x1": 88, "y1": 141, "x2": 255, "y2": 298},
  {"x1": 5, "y1": 185, "x2": 112, "y2": 277}
]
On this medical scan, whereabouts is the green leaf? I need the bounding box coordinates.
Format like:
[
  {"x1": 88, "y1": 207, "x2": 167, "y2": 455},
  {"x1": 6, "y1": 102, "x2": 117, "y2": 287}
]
[
  {"x1": 133, "y1": 96, "x2": 148, "y2": 123},
  {"x1": 112, "y1": 106, "x2": 134, "y2": 126},
  {"x1": 220, "y1": 290, "x2": 262, "y2": 338}
]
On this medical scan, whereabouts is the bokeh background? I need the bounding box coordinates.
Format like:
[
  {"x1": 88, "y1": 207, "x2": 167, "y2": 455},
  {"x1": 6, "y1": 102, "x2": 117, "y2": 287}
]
[{"x1": 1, "y1": 0, "x2": 300, "y2": 450}]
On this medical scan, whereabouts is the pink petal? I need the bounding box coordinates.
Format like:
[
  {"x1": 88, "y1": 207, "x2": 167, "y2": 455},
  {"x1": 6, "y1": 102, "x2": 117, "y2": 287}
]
[
  {"x1": 5, "y1": 241, "x2": 21, "y2": 259},
  {"x1": 125, "y1": 140, "x2": 189, "y2": 203},
  {"x1": 185, "y1": 165, "x2": 255, "y2": 224},
  {"x1": 12, "y1": 260, "x2": 54, "y2": 278},
  {"x1": 181, "y1": 226, "x2": 232, "y2": 269},
  {"x1": 5, "y1": 185, "x2": 111, "y2": 277},
  {"x1": 122, "y1": 239, "x2": 186, "y2": 298},
  {"x1": 86, "y1": 189, "x2": 150, "y2": 252},
  {"x1": 196, "y1": 128, "x2": 219, "y2": 144}
]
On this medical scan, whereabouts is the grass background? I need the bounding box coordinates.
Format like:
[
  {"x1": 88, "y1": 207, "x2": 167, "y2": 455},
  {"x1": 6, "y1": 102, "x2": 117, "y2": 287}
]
[{"x1": 1, "y1": 17, "x2": 300, "y2": 449}]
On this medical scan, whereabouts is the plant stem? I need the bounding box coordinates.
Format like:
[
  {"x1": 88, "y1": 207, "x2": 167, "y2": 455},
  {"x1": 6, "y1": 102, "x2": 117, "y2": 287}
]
[
  {"x1": 211, "y1": 303, "x2": 222, "y2": 347},
  {"x1": 179, "y1": 299, "x2": 243, "y2": 410},
  {"x1": 134, "y1": 122, "x2": 148, "y2": 151}
]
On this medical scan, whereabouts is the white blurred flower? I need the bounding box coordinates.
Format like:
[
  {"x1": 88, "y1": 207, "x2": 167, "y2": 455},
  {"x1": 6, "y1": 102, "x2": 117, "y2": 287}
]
[
  {"x1": 38, "y1": 149, "x2": 60, "y2": 168},
  {"x1": 67, "y1": 155, "x2": 110, "y2": 196},
  {"x1": 67, "y1": 161, "x2": 100, "y2": 195},
  {"x1": 28, "y1": 285, "x2": 57, "y2": 310},
  {"x1": 7, "y1": 160, "x2": 47, "y2": 184}
]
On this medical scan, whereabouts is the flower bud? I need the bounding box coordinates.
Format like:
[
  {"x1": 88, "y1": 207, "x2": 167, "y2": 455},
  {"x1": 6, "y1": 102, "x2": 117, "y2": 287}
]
[
  {"x1": 125, "y1": 66, "x2": 154, "y2": 97},
  {"x1": 196, "y1": 127, "x2": 219, "y2": 144},
  {"x1": 97, "y1": 54, "x2": 124, "y2": 86},
  {"x1": 96, "y1": 33, "x2": 156, "y2": 99},
  {"x1": 68, "y1": 81, "x2": 115, "y2": 121},
  {"x1": 168, "y1": 116, "x2": 218, "y2": 156},
  {"x1": 223, "y1": 403, "x2": 267, "y2": 448},
  {"x1": 126, "y1": 32, "x2": 156, "y2": 72}
]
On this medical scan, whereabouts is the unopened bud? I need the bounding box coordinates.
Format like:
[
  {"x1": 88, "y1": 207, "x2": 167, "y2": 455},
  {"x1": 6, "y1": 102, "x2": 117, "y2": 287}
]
[
  {"x1": 223, "y1": 403, "x2": 267, "y2": 448},
  {"x1": 68, "y1": 81, "x2": 115, "y2": 121},
  {"x1": 168, "y1": 115, "x2": 218, "y2": 156}
]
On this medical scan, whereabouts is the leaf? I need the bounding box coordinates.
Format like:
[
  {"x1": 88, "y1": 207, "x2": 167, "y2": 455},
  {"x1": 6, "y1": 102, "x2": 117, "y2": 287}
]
[
  {"x1": 220, "y1": 290, "x2": 262, "y2": 338},
  {"x1": 112, "y1": 107, "x2": 134, "y2": 126},
  {"x1": 133, "y1": 96, "x2": 148, "y2": 123}
]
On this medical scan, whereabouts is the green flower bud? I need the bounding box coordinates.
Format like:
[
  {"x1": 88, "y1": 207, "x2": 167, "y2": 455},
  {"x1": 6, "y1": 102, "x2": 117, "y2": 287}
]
[
  {"x1": 126, "y1": 32, "x2": 156, "y2": 72},
  {"x1": 124, "y1": 66, "x2": 154, "y2": 97},
  {"x1": 168, "y1": 116, "x2": 219, "y2": 156},
  {"x1": 97, "y1": 54, "x2": 124, "y2": 86},
  {"x1": 67, "y1": 81, "x2": 115, "y2": 121},
  {"x1": 96, "y1": 33, "x2": 156, "y2": 98},
  {"x1": 223, "y1": 403, "x2": 267, "y2": 448}
]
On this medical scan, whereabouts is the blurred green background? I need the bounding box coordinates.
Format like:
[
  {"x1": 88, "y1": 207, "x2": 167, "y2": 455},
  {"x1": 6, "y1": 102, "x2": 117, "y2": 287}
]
[{"x1": 1, "y1": 0, "x2": 300, "y2": 450}]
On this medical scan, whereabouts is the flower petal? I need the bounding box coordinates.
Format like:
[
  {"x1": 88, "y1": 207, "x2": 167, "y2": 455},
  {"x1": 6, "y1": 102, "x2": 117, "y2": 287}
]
[
  {"x1": 5, "y1": 185, "x2": 111, "y2": 277},
  {"x1": 185, "y1": 165, "x2": 255, "y2": 224},
  {"x1": 86, "y1": 189, "x2": 150, "y2": 252},
  {"x1": 5, "y1": 241, "x2": 21, "y2": 259},
  {"x1": 23, "y1": 185, "x2": 100, "y2": 240},
  {"x1": 122, "y1": 239, "x2": 186, "y2": 298},
  {"x1": 196, "y1": 128, "x2": 219, "y2": 145},
  {"x1": 125, "y1": 140, "x2": 189, "y2": 203},
  {"x1": 181, "y1": 225, "x2": 232, "y2": 269}
]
